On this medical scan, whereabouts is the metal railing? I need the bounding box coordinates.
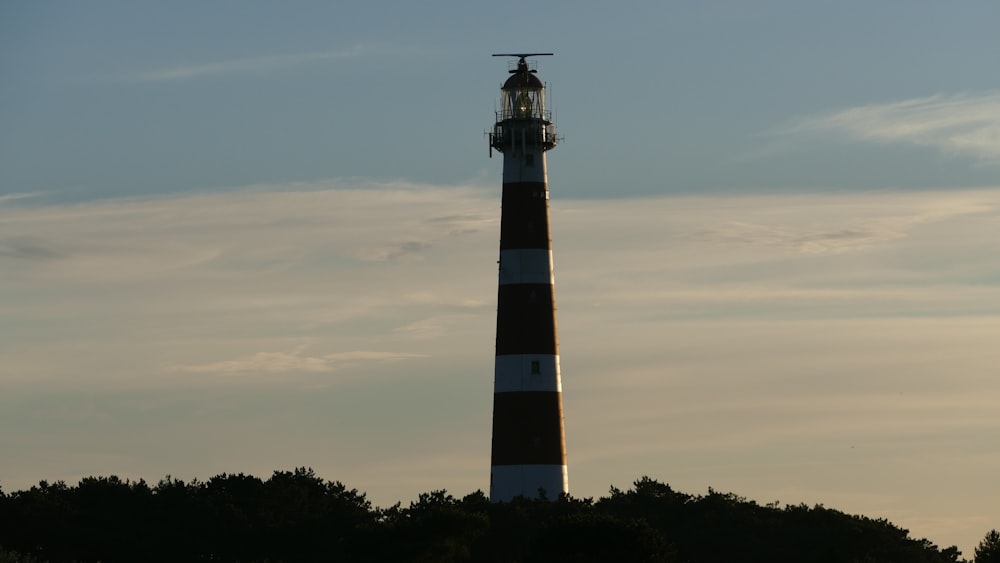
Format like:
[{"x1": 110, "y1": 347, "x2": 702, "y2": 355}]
[{"x1": 490, "y1": 119, "x2": 559, "y2": 152}]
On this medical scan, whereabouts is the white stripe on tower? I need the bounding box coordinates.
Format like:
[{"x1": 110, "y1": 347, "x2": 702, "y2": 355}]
[{"x1": 489, "y1": 54, "x2": 567, "y2": 502}]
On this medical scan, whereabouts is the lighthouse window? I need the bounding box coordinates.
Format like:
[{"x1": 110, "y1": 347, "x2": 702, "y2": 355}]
[
  {"x1": 530, "y1": 360, "x2": 541, "y2": 374},
  {"x1": 525, "y1": 153, "x2": 535, "y2": 167}
]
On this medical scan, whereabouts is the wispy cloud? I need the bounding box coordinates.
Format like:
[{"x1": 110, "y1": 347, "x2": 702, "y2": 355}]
[
  {"x1": 361, "y1": 240, "x2": 433, "y2": 262},
  {"x1": 0, "y1": 235, "x2": 69, "y2": 260},
  {"x1": 784, "y1": 92, "x2": 1000, "y2": 162},
  {"x1": 688, "y1": 221, "x2": 894, "y2": 254},
  {"x1": 0, "y1": 192, "x2": 44, "y2": 205},
  {"x1": 168, "y1": 345, "x2": 422, "y2": 375},
  {"x1": 684, "y1": 195, "x2": 993, "y2": 253},
  {"x1": 127, "y1": 45, "x2": 363, "y2": 82}
]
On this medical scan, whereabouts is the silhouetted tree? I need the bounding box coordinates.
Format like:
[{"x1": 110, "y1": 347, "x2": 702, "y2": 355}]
[
  {"x1": 0, "y1": 471, "x2": 970, "y2": 563},
  {"x1": 976, "y1": 529, "x2": 1000, "y2": 563},
  {"x1": 363, "y1": 489, "x2": 489, "y2": 562},
  {"x1": 529, "y1": 512, "x2": 675, "y2": 562},
  {"x1": 0, "y1": 547, "x2": 46, "y2": 563},
  {"x1": 68, "y1": 475, "x2": 153, "y2": 561},
  {"x1": 145, "y1": 475, "x2": 207, "y2": 561},
  {"x1": 258, "y1": 467, "x2": 373, "y2": 562}
]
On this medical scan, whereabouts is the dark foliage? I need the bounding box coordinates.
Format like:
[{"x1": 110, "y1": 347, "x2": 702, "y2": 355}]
[
  {"x1": 0, "y1": 472, "x2": 973, "y2": 562},
  {"x1": 976, "y1": 529, "x2": 1000, "y2": 563}
]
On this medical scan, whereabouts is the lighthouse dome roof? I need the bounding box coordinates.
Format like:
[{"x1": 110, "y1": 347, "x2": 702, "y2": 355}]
[{"x1": 502, "y1": 69, "x2": 544, "y2": 90}]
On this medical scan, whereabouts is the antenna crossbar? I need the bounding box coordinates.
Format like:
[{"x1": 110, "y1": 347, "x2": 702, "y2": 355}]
[{"x1": 492, "y1": 53, "x2": 554, "y2": 59}]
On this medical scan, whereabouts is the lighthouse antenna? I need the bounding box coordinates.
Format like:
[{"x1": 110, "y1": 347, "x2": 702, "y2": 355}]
[
  {"x1": 492, "y1": 53, "x2": 553, "y2": 64},
  {"x1": 493, "y1": 53, "x2": 553, "y2": 75},
  {"x1": 491, "y1": 53, "x2": 553, "y2": 58}
]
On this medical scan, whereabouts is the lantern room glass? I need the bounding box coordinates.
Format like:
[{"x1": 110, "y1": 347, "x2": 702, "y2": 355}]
[{"x1": 502, "y1": 86, "x2": 544, "y2": 120}]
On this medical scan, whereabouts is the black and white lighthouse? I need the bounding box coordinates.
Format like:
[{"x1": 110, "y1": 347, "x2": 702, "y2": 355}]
[{"x1": 488, "y1": 54, "x2": 568, "y2": 502}]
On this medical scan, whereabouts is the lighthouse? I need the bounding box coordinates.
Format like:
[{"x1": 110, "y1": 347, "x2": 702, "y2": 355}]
[{"x1": 488, "y1": 53, "x2": 568, "y2": 502}]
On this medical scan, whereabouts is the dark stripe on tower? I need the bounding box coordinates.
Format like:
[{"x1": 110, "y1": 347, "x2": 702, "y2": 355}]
[
  {"x1": 495, "y1": 283, "x2": 558, "y2": 355},
  {"x1": 491, "y1": 392, "x2": 567, "y2": 465},
  {"x1": 500, "y1": 182, "x2": 551, "y2": 250}
]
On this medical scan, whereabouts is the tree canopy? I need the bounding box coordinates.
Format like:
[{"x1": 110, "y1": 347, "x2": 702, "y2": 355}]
[
  {"x1": 976, "y1": 529, "x2": 1000, "y2": 563},
  {"x1": 0, "y1": 470, "x2": 978, "y2": 562}
]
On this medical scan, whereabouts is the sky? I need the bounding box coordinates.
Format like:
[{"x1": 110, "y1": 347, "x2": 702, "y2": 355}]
[{"x1": 1, "y1": 0, "x2": 999, "y2": 555}]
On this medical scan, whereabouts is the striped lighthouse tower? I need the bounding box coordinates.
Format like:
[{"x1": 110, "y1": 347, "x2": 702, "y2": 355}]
[{"x1": 488, "y1": 53, "x2": 568, "y2": 502}]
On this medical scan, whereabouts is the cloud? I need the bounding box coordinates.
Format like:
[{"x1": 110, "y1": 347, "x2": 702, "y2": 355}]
[
  {"x1": 361, "y1": 240, "x2": 433, "y2": 262},
  {"x1": 168, "y1": 346, "x2": 423, "y2": 375},
  {"x1": 784, "y1": 91, "x2": 1000, "y2": 162},
  {"x1": 0, "y1": 181, "x2": 496, "y2": 282},
  {"x1": 127, "y1": 46, "x2": 363, "y2": 82},
  {"x1": 687, "y1": 221, "x2": 891, "y2": 253},
  {"x1": 2, "y1": 181, "x2": 998, "y2": 554},
  {"x1": 424, "y1": 212, "x2": 494, "y2": 236},
  {"x1": 0, "y1": 235, "x2": 69, "y2": 260},
  {"x1": 682, "y1": 194, "x2": 993, "y2": 253},
  {"x1": 0, "y1": 192, "x2": 43, "y2": 205}
]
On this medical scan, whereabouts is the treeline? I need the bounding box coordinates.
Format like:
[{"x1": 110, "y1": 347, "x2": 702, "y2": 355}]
[{"x1": 0, "y1": 468, "x2": 973, "y2": 562}]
